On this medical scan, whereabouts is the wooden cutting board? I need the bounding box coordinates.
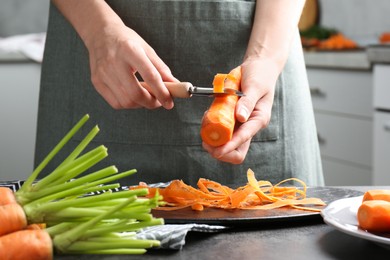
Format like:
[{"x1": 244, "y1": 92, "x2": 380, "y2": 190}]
[{"x1": 299, "y1": 0, "x2": 319, "y2": 31}]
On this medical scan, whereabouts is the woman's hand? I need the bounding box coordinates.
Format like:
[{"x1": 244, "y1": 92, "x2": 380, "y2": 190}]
[
  {"x1": 202, "y1": 0, "x2": 306, "y2": 164},
  {"x1": 52, "y1": 0, "x2": 176, "y2": 110},
  {"x1": 87, "y1": 23, "x2": 177, "y2": 110},
  {"x1": 202, "y1": 57, "x2": 279, "y2": 164}
]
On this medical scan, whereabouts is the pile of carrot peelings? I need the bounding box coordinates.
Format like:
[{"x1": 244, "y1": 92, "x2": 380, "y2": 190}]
[{"x1": 135, "y1": 169, "x2": 326, "y2": 212}]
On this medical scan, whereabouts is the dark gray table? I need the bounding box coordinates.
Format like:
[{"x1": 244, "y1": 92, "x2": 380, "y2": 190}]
[{"x1": 57, "y1": 186, "x2": 390, "y2": 260}]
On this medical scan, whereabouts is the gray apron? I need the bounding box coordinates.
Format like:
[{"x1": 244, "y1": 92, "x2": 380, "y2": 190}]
[{"x1": 35, "y1": 0, "x2": 324, "y2": 186}]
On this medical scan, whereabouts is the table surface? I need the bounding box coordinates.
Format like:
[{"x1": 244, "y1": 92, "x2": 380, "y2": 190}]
[{"x1": 55, "y1": 186, "x2": 390, "y2": 260}]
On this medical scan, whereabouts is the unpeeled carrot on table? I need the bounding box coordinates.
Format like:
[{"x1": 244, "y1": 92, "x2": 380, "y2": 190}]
[
  {"x1": 0, "y1": 203, "x2": 27, "y2": 236},
  {"x1": 0, "y1": 229, "x2": 53, "y2": 260},
  {"x1": 362, "y1": 189, "x2": 390, "y2": 202},
  {"x1": 0, "y1": 187, "x2": 17, "y2": 205},
  {"x1": 357, "y1": 200, "x2": 390, "y2": 233},
  {"x1": 0, "y1": 114, "x2": 164, "y2": 256},
  {"x1": 200, "y1": 66, "x2": 242, "y2": 147}
]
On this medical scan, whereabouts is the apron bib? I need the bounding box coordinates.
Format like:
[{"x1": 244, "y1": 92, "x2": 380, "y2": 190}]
[{"x1": 36, "y1": 0, "x2": 324, "y2": 186}]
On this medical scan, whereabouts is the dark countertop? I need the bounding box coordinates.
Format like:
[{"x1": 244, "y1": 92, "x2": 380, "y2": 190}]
[{"x1": 56, "y1": 186, "x2": 390, "y2": 260}]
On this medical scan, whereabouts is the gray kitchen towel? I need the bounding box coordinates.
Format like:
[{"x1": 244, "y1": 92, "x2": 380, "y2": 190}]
[{"x1": 136, "y1": 224, "x2": 229, "y2": 250}]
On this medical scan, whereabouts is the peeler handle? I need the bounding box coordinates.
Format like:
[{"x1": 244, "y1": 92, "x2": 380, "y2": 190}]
[{"x1": 140, "y1": 82, "x2": 192, "y2": 98}]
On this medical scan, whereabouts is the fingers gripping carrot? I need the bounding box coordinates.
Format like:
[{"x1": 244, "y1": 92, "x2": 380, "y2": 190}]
[
  {"x1": 0, "y1": 229, "x2": 53, "y2": 260},
  {"x1": 0, "y1": 187, "x2": 17, "y2": 206},
  {"x1": 200, "y1": 66, "x2": 242, "y2": 147},
  {"x1": 0, "y1": 203, "x2": 27, "y2": 236}
]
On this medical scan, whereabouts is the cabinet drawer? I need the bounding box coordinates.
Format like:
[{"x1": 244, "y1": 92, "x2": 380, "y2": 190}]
[
  {"x1": 373, "y1": 65, "x2": 390, "y2": 110},
  {"x1": 322, "y1": 159, "x2": 371, "y2": 186},
  {"x1": 307, "y1": 68, "x2": 372, "y2": 117},
  {"x1": 315, "y1": 112, "x2": 372, "y2": 166},
  {"x1": 373, "y1": 111, "x2": 390, "y2": 185}
]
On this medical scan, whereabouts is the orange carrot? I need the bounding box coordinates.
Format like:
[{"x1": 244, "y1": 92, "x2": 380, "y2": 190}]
[
  {"x1": 0, "y1": 203, "x2": 27, "y2": 236},
  {"x1": 212, "y1": 74, "x2": 228, "y2": 93},
  {"x1": 0, "y1": 229, "x2": 53, "y2": 260},
  {"x1": 200, "y1": 66, "x2": 242, "y2": 147},
  {"x1": 362, "y1": 190, "x2": 390, "y2": 202},
  {"x1": 0, "y1": 187, "x2": 17, "y2": 206},
  {"x1": 379, "y1": 32, "x2": 390, "y2": 44},
  {"x1": 27, "y1": 223, "x2": 46, "y2": 230},
  {"x1": 357, "y1": 200, "x2": 390, "y2": 233}
]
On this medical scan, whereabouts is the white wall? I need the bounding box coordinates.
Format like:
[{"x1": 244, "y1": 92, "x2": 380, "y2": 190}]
[{"x1": 0, "y1": 0, "x2": 49, "y2": 37}]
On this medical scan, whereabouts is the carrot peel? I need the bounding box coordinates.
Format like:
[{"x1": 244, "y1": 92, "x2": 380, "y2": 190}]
[{"x1": 136, "y1": 168, "x2": 326, "y2": 212}]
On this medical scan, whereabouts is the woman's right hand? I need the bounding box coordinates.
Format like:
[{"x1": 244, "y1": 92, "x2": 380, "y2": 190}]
[
  {"x1": 86, "y1": 22, "x2": 177, "y2": 110},
  {"x1": 52, "y1": 0, "x2": 177, "y2": 110}
]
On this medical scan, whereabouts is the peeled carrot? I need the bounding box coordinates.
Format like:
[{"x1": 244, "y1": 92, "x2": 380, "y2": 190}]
[
  {"x1": 362, "y1": 190, "x2": 390, "y2": 202},
  {"x1": 0, "y1": 203, "x2": 27, "y2": 236},
  {"x1": 200, "y1": 66, "x2": 242, "y2": 147},
  {"x1": 0, "y1": 187, "x2": 17, "y2": 205},
  {"x1": 357, "y1": 200, "x2": 390, "y2": 233},
  {"x1": 0, "y1": 229, "x2": 53, "y2": 260}
]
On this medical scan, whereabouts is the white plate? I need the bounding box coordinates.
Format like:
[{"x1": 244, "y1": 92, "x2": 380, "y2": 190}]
[{"x1": 321, "y1": 196, "x2": 390, "y2": 248}]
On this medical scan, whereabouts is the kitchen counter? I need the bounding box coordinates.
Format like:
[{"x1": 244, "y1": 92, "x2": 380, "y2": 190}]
[
  {"x1": 367, "y1": 44, "x2": 390, "y2": 64},
  {"x1": 56, "y1": 186, "x2": 390, "y2": 260},
  {"x1": 304, "y1": 49, "x2": 371, "y2": 70}
]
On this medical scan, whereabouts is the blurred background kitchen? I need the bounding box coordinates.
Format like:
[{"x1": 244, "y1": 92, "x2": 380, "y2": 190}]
[{"x1": 0, "y1": 0, "x2": 389, "y2": 185}]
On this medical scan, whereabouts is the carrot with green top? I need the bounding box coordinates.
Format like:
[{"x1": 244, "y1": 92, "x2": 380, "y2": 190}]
[
  {"x1": 0, "y1": 229, "x2": 53, "y2": 260},
  {"x1": 0, "y1": 203, "x2": 27, "y2": 236},
  {"x1": 0, "y1": 187, "x2": 17, "y2": 206},
  {"x1": 200, "y1": 66, "x2": 242, "y2": 147}
]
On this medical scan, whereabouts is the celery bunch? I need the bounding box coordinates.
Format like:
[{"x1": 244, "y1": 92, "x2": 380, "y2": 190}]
[{"x1": 14, "y1": 114, "x2": 164, "y2": 254}]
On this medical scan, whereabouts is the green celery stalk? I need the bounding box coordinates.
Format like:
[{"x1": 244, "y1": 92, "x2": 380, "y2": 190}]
[
  {"x1": 22, "y1": 166, "x2": 119, "y2": 202},
  {"x1": 68, "y1": 249, "x2": 147, "y2": 255},
  {"x1": 81, "y1": 218, "x2": 164, "y2": 238},
  {"x1": 19, "y1": 114, "x2": 90, "y2": 192},
  {"x1": 24, "y1": 189, "x2": 148, "y2": 223},
  {"x1": 55, "y1": 125, "x2": 100, "y2": 170},
  {"x1": 53, "y1": 197, "x2": 138, "y2": 252},
  {"x1": 65, "y1": 238, "x2": 160, "y2": 252},
  {"x1": 32, "y1": 145, "x2": 108, "y2": 192}
]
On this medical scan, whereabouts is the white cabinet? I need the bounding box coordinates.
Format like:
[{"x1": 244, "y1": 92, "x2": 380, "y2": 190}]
[
  {"x1": 307, "y1": 68, "x2": 373, "y2": 185},
  {"x1": 372, "y1": 65, "x2": 390, "y2": 185},
  {"x1": 0, "y1": 61, "x2": 41, "y2": 181}
]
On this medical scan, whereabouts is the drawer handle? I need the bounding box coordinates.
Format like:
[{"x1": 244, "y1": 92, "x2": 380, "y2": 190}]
[
  {"x1": 310, "y1": 87, "x2": 325, "y2": 97},
  {"x1": 384, "y1": 122, "x2": 390, "y2": 132}
]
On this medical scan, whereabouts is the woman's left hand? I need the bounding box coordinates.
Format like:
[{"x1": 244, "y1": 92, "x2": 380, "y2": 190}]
[{"x1": 202, "y1": 57, "x2": 279, "y2": 164}]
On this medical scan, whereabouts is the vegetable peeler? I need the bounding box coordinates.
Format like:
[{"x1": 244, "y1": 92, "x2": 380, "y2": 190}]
[{"x1": 140, "y1": 82, "x2": 244, "y2": 98}]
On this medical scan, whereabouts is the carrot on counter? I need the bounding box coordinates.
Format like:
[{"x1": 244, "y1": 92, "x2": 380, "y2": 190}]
[
  {"x1": 317, "y1": 33, "x2": 358, "y2": 50},
  {"x1": 357, "y1": 200, "x2": 390, "y2": 233},
  {"x1": 134, "y1": 168, "x2": 326, "y2": 212},
  {"x1": 200, "y1": 66, "x2": 242, "y2": 147},
  {"x1": 362, "y1": 190, "x2": 390, "y2": 202},
  {"x1": 0, "y1": 187, "x2": 17, "y2": 206},
  {"x1": 0, "y1": 229, "x2": 53, "y2": 260},
  {"x1": 0, "y1": 203, "x2": 27, "y2": 236}
]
